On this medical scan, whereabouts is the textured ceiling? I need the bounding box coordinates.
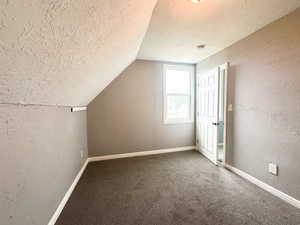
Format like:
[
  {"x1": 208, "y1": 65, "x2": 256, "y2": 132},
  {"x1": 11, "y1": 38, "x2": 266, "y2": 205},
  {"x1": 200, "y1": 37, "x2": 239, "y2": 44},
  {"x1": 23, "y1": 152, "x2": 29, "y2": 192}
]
[
  {"x1": 0, "y1": 0, "x2": 157, "y2": 106},
  {"x1": 138, "y1": 0, "x2": 300, "y2": 63}
]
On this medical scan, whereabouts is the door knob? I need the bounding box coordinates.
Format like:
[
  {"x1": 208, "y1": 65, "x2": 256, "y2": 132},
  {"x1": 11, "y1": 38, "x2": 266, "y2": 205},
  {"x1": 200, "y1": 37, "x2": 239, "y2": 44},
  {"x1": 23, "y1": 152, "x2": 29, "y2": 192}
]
[{"x1": 212, "y1": 122, "x2": 219, "y2": 126}]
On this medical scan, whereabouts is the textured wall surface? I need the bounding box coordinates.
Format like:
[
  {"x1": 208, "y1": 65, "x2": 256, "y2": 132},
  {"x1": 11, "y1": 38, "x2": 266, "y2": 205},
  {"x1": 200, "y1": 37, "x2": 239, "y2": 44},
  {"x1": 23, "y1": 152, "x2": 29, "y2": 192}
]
[
  {"x1": 0, "y1": 105, "x2": 87, "y2": 225},
  {"x1": 138, "y1": 0, "x2": 300, "y2": 63},
  {"x1": 197, "y1": 8, "x2": 300, "y2": 200},
  {"x1": 0, "y1": 0, "x2": 157, "y2": 106},
  {"x1": 88, "y1": 60, "x2": 195, "y2": 157}
]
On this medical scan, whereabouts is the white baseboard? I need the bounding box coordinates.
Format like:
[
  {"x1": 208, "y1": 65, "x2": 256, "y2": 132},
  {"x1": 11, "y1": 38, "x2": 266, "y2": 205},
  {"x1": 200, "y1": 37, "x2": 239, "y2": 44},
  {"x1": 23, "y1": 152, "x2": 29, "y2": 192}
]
[
  {"x1": 225, "y1": 164, "x2": 300, "y2": 209},
  {"x1": 48, "y1": 159, "x2": 89, "y2": 225},
  {"x1": 88, "y1": 146, "x2": 196, "y2": 162},
  {"x1": 48, "y1": 146, "x2": 195, "y2": 225}
]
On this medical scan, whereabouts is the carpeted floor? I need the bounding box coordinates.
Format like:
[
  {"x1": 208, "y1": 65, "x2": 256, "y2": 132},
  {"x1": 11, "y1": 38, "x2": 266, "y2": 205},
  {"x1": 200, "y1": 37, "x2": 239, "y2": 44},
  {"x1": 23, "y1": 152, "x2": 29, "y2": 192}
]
[{"x1": 55, "y1": 151, "x2": 300, "y2": 225}]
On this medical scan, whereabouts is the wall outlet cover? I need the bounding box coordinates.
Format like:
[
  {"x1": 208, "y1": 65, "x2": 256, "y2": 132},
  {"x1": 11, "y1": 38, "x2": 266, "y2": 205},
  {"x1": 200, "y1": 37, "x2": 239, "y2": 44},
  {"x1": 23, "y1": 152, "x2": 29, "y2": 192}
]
[{"x1": 268, "y1": 163, "x2": 278, "y2": 176}]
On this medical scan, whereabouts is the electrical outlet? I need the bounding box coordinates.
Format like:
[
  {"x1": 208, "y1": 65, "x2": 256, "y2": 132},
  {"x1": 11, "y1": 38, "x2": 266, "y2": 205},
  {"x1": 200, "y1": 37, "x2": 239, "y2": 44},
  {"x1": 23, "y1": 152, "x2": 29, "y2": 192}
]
[
  {"x1": 80, "y1": 150, "x2": 84, "y2": 158},
  {"x1": 228, "y1": 104, "x2": 233, "y2": 111},
  {"x1": 268, "y1": 163, "x2": 278, "y2": 176}
]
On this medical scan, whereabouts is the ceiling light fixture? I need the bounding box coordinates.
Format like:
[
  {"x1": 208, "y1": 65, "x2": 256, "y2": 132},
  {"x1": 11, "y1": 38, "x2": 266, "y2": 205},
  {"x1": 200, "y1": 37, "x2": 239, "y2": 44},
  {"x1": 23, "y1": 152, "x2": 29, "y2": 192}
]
[{"x1": 189, "y1": 0, "x2": 203, "y2": 3}]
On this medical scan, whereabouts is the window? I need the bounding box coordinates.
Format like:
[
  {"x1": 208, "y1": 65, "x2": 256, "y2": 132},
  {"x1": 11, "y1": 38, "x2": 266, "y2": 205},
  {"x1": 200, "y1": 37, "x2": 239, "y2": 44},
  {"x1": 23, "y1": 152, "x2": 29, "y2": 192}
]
[{"x1": 163, "y1": 64, "x2": 194, "y2": 124}]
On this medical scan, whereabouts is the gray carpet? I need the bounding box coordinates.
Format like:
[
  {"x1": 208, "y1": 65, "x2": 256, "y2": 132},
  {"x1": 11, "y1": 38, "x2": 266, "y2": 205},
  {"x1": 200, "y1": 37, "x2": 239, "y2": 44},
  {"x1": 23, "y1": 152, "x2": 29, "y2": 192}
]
[{"x1": 55, "y1": 151, "x2": 300, "y2": 225}]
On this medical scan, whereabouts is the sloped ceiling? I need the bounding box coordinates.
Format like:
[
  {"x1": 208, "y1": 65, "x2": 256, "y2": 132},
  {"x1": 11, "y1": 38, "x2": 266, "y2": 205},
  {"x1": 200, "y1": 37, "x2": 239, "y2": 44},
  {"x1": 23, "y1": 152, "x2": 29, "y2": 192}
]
[
  {"x1": 0, "y1": 0, "x2": 157, "y2": 106},
  {"x1": 138, "y1": 0, "x2": 300, "y2": 63}
]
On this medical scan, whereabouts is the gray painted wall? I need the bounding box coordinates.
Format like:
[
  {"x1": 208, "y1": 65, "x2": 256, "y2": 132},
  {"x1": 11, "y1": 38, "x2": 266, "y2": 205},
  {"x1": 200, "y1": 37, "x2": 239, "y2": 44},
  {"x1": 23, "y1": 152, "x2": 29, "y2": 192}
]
[
  {"x1": 88, "y1": 60, "x2": 195, "y2": 157},
  {"x1": 0, "y1": 104, "x2": 88, "y2": 225},
  {"x1": 197, "y1": 8, "x2": 300, "y2": 200}
]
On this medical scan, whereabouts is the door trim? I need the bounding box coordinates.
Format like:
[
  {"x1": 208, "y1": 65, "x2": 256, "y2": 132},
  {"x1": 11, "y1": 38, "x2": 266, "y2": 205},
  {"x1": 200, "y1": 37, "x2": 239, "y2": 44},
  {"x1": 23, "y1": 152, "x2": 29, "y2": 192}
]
[{"x1": 220, "y1": 62, "x2": 229, "y2": 166}]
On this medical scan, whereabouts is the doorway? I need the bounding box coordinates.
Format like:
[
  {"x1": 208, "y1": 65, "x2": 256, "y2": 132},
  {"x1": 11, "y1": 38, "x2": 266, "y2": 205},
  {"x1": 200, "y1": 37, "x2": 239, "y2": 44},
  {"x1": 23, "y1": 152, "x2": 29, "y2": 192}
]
[{"x1": 196, "y1": 63, "x2": 229, "y2": 166}]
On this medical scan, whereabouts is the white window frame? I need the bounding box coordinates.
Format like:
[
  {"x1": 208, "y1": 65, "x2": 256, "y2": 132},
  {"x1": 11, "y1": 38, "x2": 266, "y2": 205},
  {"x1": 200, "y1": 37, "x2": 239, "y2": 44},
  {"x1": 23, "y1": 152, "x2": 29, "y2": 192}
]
[{"x1": 163, "y1": 64, "x2": 195, "y2": 124}]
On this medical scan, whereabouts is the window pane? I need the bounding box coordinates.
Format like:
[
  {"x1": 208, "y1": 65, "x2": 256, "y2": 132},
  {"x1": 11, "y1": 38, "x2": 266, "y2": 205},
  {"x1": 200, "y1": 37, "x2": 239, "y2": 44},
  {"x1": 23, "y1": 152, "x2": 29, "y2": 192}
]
[
  {"x1": 166, "y1": 70, "x2": 190, "y2": 94},
  {"x1": 167, "y1": 95, "x2": 190, "y2": 119}
]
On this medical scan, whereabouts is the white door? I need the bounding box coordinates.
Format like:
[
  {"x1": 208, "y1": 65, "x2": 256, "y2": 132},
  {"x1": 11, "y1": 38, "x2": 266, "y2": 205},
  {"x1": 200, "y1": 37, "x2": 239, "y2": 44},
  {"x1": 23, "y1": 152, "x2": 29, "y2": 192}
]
[{"x1": 196, "y1": 68, "x2": 220, "y2": 165}]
